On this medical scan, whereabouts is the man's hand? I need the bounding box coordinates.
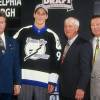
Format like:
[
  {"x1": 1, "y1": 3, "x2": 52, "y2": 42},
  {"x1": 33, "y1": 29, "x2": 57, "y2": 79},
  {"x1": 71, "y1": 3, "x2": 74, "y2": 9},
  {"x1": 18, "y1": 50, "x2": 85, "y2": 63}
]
[
  {"x1": 13, "y1": 85, "x2": 21, "y2": 96},
  {"x1": 48, "y1": 84, "x2": 55, "y2": 93},
  {"x1": 75, "y1": 89, "x2": 85, "y2": 100}
]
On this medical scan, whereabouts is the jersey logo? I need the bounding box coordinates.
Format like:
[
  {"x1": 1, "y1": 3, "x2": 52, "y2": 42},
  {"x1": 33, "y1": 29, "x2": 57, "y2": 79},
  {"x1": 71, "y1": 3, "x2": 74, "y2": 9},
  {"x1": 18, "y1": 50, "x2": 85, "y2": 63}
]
[{"x1": 24, "y1": 37, "x2": 50, "y2": 61}]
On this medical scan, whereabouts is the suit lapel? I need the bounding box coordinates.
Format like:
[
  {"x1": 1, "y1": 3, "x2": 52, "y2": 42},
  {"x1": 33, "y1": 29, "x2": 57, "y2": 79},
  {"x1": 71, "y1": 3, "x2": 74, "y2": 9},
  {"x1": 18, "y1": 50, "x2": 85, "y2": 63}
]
[
  {"x1": 5, "y1": 36, "x2": 12, "y2": 54},
  {"x1": 65, "y1": 36, "x2": 79, "y2": 58},
  {"x1": 0, "y1": 36, "x2": 9, "y2": 58}
]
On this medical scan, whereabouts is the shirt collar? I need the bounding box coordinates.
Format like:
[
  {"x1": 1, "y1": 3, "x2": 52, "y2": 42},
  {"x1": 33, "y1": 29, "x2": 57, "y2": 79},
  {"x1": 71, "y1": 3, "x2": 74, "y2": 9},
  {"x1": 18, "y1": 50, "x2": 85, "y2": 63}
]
[
  {"x1": 68, "y1": 34, "x2": 78, "y2": 46},
  {"x1": 93, "y1": 37, "x2": 100, "y2": 46},
  {"x1": 0, "y1": 32, "x2": 6, "y2": 48},
  {"x1": 32, "y1": 24, "x2": 47, "y2": 35},
  {"x1": 93, "y1": 37, "x2": 100, "y2": 41},
  {"x1": 0, "y1": 32, "x2": 4, "y2": 39}
]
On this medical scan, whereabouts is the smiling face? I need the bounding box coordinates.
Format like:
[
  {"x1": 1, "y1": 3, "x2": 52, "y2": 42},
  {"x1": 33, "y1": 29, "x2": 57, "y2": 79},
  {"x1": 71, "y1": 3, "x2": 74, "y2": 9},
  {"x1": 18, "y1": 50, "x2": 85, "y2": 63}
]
[
  {"x1": 91, "y1": 17, "x2": 100, "y2": 37},
  {"x1": 34, "y1": 8, "x2": 48, "y2": 28},
  {"x1": 64, "y1": 17, "x2": 79, "y2": 39}
]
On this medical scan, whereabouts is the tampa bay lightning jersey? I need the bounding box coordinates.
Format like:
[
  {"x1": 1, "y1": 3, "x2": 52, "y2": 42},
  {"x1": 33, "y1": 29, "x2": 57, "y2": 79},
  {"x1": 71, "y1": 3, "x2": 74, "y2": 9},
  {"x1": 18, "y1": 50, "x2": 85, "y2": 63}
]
[{"x1": 14, "y1": 25, "x2": 62, "y2": 86}]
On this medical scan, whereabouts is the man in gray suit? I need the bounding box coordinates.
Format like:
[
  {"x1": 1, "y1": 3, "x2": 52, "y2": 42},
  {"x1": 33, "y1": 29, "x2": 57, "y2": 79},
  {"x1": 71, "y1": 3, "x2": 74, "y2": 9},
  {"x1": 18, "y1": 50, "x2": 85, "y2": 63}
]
[{"x1": 91, "y1": 15, "x2": 100, "y2": 100}]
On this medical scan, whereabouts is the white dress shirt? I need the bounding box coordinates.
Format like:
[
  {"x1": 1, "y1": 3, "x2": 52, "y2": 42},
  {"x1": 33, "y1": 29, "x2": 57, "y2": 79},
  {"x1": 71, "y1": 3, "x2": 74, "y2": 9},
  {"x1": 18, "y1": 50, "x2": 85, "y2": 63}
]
[
  {"x1": 0, "y1": 32, "x2": 6, "y2": 49},
  {"x1": 68, "y1": 34, "x2": 78, "y2": 46},
  {"x1": 92, "y1": 37, "x2": 100, "y2": 56}
]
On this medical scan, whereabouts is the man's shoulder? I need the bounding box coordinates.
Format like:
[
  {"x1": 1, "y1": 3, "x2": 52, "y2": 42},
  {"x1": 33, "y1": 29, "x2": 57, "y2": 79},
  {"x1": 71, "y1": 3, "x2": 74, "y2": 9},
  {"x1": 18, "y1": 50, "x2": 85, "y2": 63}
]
[
  {"x1": 46, "y1": 28, "x2": 58, "y2": 36},
  {"x1": 46, "y1": 28, "x2": 60, "y2": 40},
  {"x1": 6, "y1": 36, "x2": 18, "y2": 46},
  {"x1": 6, "y1": 36, "x2": 14, "y2": 41},
  {"x1": 76, "y1": 36, "x2": 92, "y2": 51},
  {"x1": 13, "y1": 25, "x2": 32, "y2": 39},
  {"x1": 77, "y1": 35, "x2": 91, "y2": 44},
  {"x1": 46, "y1": 28, "x2": 62, "y2": 50}
]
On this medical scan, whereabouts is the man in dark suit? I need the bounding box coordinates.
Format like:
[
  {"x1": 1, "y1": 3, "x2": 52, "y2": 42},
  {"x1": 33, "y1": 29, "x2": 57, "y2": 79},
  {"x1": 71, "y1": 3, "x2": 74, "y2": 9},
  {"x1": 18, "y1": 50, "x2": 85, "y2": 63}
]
[
  {"x1": 0, "y1": 11, "x2": 21, "y2": 100},
  {"x1": 59, "y1": 17, "x2": 92, "y2": 100}
]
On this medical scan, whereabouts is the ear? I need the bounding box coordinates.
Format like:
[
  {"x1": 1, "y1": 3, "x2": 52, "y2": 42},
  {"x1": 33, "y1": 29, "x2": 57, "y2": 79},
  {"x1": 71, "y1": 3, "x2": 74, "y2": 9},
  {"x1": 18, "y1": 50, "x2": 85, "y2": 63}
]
[
  {"x1": 75, "y1": 26, "x2": 79, "y2": 32},
  {"x1": 33, "y1": 12, "x2": 36, "y2": 18},
  {"x1": 46, "y1": 14, "x2": 48, "y2": 20}
]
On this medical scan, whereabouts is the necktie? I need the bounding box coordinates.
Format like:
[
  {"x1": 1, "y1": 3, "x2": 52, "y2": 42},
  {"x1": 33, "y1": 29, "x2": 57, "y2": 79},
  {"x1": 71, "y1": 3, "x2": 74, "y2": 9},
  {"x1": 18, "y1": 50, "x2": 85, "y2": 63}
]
[
  {"x1": 93, "y1": 38, "x2": 99, "y2": 64},
  {"x1": 0, "y1": 37, "x2": 5, "y2": 53},
  {"x1": 61, "y1": 42, "x2": 70, "y2": 64}
]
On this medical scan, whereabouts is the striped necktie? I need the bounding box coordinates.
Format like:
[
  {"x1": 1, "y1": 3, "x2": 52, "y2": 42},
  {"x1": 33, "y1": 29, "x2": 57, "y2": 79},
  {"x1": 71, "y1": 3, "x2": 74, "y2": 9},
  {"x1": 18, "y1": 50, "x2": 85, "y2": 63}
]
[
  {"x1": 61, "y1": 42, "x2": 70, "y2": 64},
  {"x1": 93, "y1": 38, "x2": 99, "y2": 64}
]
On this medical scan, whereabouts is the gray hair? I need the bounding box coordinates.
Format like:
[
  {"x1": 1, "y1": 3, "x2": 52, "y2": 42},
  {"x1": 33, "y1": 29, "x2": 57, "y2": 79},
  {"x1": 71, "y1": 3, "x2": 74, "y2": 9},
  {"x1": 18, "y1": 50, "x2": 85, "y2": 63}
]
[{"x1": 64, "y1": 17, "x2": 80, "y2": 28}]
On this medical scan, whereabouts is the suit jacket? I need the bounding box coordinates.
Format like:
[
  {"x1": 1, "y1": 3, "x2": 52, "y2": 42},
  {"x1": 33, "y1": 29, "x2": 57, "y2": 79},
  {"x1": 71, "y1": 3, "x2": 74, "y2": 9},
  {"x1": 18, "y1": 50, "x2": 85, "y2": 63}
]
[
  {"x1": 0, "y1": 36, "x2": 21, "y2": 94},
  {"x1": 59, "y1": 36, "x2": 92, "y2": 98}
]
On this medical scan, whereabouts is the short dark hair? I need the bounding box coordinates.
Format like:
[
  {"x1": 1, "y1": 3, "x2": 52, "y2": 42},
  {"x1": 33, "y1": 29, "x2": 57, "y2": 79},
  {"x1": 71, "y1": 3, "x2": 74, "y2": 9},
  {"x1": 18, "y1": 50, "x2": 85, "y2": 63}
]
[
  {"x1": 0, "y1": 10, "x2": 6, "y2": 19},
  {"x1": 91, "y1": 15, "x2": 100, "y2": 19}
]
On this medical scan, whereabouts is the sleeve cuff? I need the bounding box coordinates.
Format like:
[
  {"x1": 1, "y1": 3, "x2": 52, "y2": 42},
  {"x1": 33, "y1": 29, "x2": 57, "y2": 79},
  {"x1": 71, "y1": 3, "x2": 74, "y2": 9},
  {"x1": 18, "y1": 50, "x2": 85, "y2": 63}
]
[{"x1": 48, "y1": 73, "x2": 59, "y2": 83}]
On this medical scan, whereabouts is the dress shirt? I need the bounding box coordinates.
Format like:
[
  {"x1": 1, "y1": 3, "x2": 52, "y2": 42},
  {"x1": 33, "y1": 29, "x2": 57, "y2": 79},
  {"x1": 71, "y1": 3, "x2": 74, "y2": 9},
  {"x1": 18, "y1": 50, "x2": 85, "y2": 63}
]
[
  {"x1": 68, "y1": 34, "x2": 78, "y2": 46},
  {"x1": 0, "y1": 32, "x2": 6, "y2": 49},
  {"x1": 92, "y1": 37, "x2": 100, "y2": 56}
]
